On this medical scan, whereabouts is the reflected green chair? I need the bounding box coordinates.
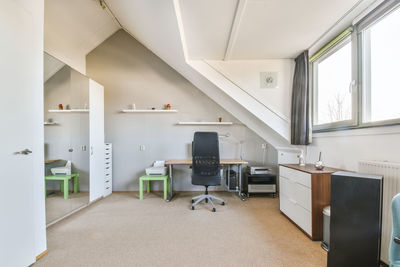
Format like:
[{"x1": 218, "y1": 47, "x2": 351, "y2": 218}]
[{"x1": 45, "y1": 174, "x2": 79, "y2": 200}]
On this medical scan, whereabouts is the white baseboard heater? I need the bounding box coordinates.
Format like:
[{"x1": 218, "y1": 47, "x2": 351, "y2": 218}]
[{"x1": 359, "y1": 160, "x2": 400, "y2": 265}]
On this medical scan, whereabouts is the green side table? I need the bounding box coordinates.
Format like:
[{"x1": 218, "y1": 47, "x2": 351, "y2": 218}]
[
  {"x1": 45, "y1": 173, "x2": 79, "y2": 200},
  {"x1": 139, "y1": 175, "x2": 170, "y2": 200}
]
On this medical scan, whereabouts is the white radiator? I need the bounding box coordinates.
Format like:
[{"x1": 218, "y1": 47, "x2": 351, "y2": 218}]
[{"x1": 359, "y1": 160, "x2": 400, "y2": 264}]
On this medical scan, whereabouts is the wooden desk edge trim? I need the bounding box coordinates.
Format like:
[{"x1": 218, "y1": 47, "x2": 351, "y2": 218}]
[
  {"x1": 166, "y1": 160, "x2": 248, "y2": 165},
  {"x1": 279, "y1": 163, "x2": 342, "y2": 174},
  {"x1": 36, "y1": 249, "x2": 48, "y2": 261}
]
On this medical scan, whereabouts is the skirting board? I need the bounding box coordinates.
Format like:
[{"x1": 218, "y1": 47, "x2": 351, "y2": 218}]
[{"x1": 36, "y1": 249, "x2": 48, "y2": 261}]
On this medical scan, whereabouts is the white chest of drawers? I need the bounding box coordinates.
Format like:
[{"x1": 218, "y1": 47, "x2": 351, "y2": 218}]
[
  {"x1": 279, "y1": 164, "x2": 339, "y2": 240},
  {"x1": 104, "y1": 143, "x2": 112, "y2": 197}
]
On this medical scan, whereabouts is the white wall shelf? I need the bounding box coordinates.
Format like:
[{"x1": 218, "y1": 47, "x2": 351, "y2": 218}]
[
  {"x1": 120, "y1": 109, "x2": 178, "y2": 113},
  {"x1": 44, "y1": 122, "x2": 58, "y2": 125},
  {"x1": 48, "y1": 109, "x2": 89, "y2": 113},
  {"x1": 176, "y1": 122, "x2": 233, "y2": 125}
]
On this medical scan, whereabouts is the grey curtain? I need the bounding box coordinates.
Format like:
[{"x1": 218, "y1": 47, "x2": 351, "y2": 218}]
[{"x1": 291, "y1": 51, "x2": 311, "y2": 145}]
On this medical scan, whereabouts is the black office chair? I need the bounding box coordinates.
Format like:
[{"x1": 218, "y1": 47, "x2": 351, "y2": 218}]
[{"x1": 191, "y1": 132, "x2": 225, "y2": 212}]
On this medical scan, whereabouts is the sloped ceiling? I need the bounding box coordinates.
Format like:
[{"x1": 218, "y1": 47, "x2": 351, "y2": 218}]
[
  {"x1": 179, "y1": 0, "x2": 361, "y2": 59},
  {"x1": 44, "y1": 53, "x2": 65, "y2": 83},
  {"x1": 44, "y1": 0, "x2": 120, "y2": 73}
]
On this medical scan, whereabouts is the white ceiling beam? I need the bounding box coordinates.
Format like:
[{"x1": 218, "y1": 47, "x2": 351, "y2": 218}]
[{"x1": 224, "y1": 0, "x2": 247, "y2": 61}]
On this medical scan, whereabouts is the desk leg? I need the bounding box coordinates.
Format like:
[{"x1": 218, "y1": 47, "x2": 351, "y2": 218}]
[
  {"x1": 166, "y1": 165, "x2": 176, "y2": 202},
  {"x1": 237, "y1": 164, "x2": 245, "y2": 201}
]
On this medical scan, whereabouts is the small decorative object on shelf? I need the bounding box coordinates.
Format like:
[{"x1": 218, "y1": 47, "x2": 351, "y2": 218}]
[
  {"x1": 58, "y1": 104, "x2": 63, "y2": 110},
  {"x1": 218, "y1": 117, "x2": 222, "y2": 122},
  {"x1": 131, "y1": 103, "x2": 136, "y2": 110},
  {"x1": 314, "y1": 152, "x2": 324, "y2": 170},
  {"x1": 151, "y1": 107, "x2": 155, "y2": 110},
  {"x1": 165, "y1": 104, "x2": 171, "y2": 110},
  {"x1": 298, "y1": 150, "x2": 306, "y2": 166},
  {"x1": 66, "y1": 104, "x2": 70, "y2": 110}
]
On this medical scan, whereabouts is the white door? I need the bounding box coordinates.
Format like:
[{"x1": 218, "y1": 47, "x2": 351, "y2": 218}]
[
  {"x1": 0, "y1": 1, "x2": 37, "y2": 266},
  {"x1": 89, "y1": 80, "x2": 105, "y2": 202}
]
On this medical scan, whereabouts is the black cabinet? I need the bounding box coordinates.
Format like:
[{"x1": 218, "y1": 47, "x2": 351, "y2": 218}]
[
  {"x1": 243, "y1": 172, "x2": 277, "y2": 197},
  {"x1": 328, "y1": 171, "x2": 383, "y2": 267}
]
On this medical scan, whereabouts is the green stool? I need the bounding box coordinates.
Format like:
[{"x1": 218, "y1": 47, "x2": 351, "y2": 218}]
[
  {"x1": 45, "y1": 174, "x2": 79, "y2": 200},
  {"x1": 139, "y1": 175, "x2": 170, "y2": 200}
]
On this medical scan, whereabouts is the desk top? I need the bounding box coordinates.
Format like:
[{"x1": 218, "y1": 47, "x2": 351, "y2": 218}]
[
  {"x1": 280, "y1": 164, "x2": 342, "y2": 174},
  {"x1": 165, "y1": 159, "x2": 248, "y2": 165},
  {"x1": 45, "y1": 159, "x2": 62, "y2": 164}
]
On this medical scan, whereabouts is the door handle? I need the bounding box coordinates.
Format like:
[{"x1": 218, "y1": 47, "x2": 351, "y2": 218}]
[
  {"x1": 90, "y1": 146, "x2": 93, "y2": 155},
  {"x1": 14, "y1": 149, "x2": 32, "y2": 155},
  {"x1": 395, "y1": 237, "x2": 400, "y2": 244}
]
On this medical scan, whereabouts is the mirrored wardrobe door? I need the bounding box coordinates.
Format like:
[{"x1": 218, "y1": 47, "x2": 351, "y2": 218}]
[{"x1": 44, "y1": 53, "x2": 90, "y2": 225}]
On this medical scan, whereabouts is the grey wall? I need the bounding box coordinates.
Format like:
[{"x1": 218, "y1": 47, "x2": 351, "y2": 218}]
[
  {"x1": 44, "y1": 65, "x2": 90, "y2": 190},
  {"x1": 87, "y1": 30, "x2": 277, "y2": 191}
]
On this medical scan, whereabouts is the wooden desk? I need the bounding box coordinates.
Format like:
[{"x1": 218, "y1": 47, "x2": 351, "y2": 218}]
[
  {"x1": 165, "y1": 159, "x2": 248, "y2": 165},
  {"x1": 165, "y1": 159, "x2": 248, "y2": 202},
  {"x1": 45, "y1": 159, "x2": 62, "y2": 164}
]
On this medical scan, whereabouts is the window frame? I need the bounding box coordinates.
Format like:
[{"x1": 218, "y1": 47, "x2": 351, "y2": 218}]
[
  {"x1": 312, "y1": 0, "x2": 400, "y2": 133},
  {"x1": 312, "y1": 35, "x2": 358, "y2": 132}
]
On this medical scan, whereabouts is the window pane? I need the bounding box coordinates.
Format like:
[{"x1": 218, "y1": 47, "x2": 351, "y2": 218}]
[
  {"x1": 315, "y1": 42, "x2": 352, "y2": 125},
  {"x1": 363, "y1": 7, "x2": 400, "y2": 123}
]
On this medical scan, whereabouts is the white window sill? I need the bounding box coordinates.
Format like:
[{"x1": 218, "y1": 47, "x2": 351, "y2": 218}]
[{"x1": 313, "y1": 124, "x2": 400, "y2": 138}]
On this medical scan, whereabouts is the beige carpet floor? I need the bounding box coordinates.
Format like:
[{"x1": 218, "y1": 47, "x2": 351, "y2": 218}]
[
  {"x1": 36, "y1": 192, "x2": 326, "y2": 267},
  {"x1": 46, "y1": 192, "x2": 89, "y2": 224}
]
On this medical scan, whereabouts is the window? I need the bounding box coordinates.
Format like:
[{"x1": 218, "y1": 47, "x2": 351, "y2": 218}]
[
  {"x1": 361, "y1": 6, "x2": 400, "y2": 124},
  {"x1": 311, "y1": 1, "x2": 400, "y2": 131},
  {"x1": 313, "y1": 40, "x2": 354, "y2": 127}
]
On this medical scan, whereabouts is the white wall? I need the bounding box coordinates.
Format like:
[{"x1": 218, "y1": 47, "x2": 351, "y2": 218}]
[
  {"x1": 206, "y1": 60, "x2": 295, "y2": 122},
  {"x1": 306, "y1": 126, "x2": 400, "y2": 171},
  {"x1": 87, "y1": 30, "x2": 276, "y2": 191}
]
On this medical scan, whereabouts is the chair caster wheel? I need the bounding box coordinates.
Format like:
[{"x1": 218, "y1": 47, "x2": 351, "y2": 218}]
[
  {"x1": 191, "y1": 206, "x2": 195, "y2": 210},
  {"x1": 191, "y1": 199, "x2": 194, "y2": 203},
  {"x1": 212, "y1": 208, "x2": 216, "y2": 212},
  {"x1": 221, "y1": 202, "x2": 225, "y2": 206}
]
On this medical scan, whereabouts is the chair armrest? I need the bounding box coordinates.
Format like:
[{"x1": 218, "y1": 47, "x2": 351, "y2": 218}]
[{"x1": 394, "y1": 237, "x2": 400, "y2": 244}]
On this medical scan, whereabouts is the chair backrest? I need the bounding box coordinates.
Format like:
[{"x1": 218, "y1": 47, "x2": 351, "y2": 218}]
[
  {"x1": 390, "y1": 193, "x2": 400, "y2": 265},
  {"x1": 192, "y1": 132, "x2": 220, "y2": 185}
]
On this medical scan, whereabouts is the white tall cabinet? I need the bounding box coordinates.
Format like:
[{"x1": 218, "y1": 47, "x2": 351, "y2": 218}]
[
  {"x1": 104, "y1": 143, "x2": 113, "y2": 197},
  {"x1": 89, "y1": 80, "x2": 105, "y2": 202}
]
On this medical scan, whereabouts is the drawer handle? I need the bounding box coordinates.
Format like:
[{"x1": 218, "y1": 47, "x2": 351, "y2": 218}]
[
  {"x1": 105, "y1": 180, "x2": 110, "y2": 183},
  {"x1": 106, "y1": 174, "x2": 110, "y2": 176},
  {"x1": 289, "y1": 198, "x2": 297, "y2": 204},
  {"x1": 106, "y1": 187, "x2": 110, "y2": 189},
  {"x1": 106, "y1": 167, "x2": 110, "y2": 169}
]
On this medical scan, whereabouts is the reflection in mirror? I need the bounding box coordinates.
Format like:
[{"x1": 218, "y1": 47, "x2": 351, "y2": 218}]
[{"x1": 44, "y1": 52, "x2": 90, "y2": 224}]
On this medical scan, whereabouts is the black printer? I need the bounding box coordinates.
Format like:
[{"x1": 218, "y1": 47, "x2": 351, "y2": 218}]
[{"x1": 243, "y1": 166, "x2": 277, "y2": 197}]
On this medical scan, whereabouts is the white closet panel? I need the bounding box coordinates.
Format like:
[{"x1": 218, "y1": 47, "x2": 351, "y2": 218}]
[{"x1": 89, "y1": 79, "x2": 105, "y2": 202}]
